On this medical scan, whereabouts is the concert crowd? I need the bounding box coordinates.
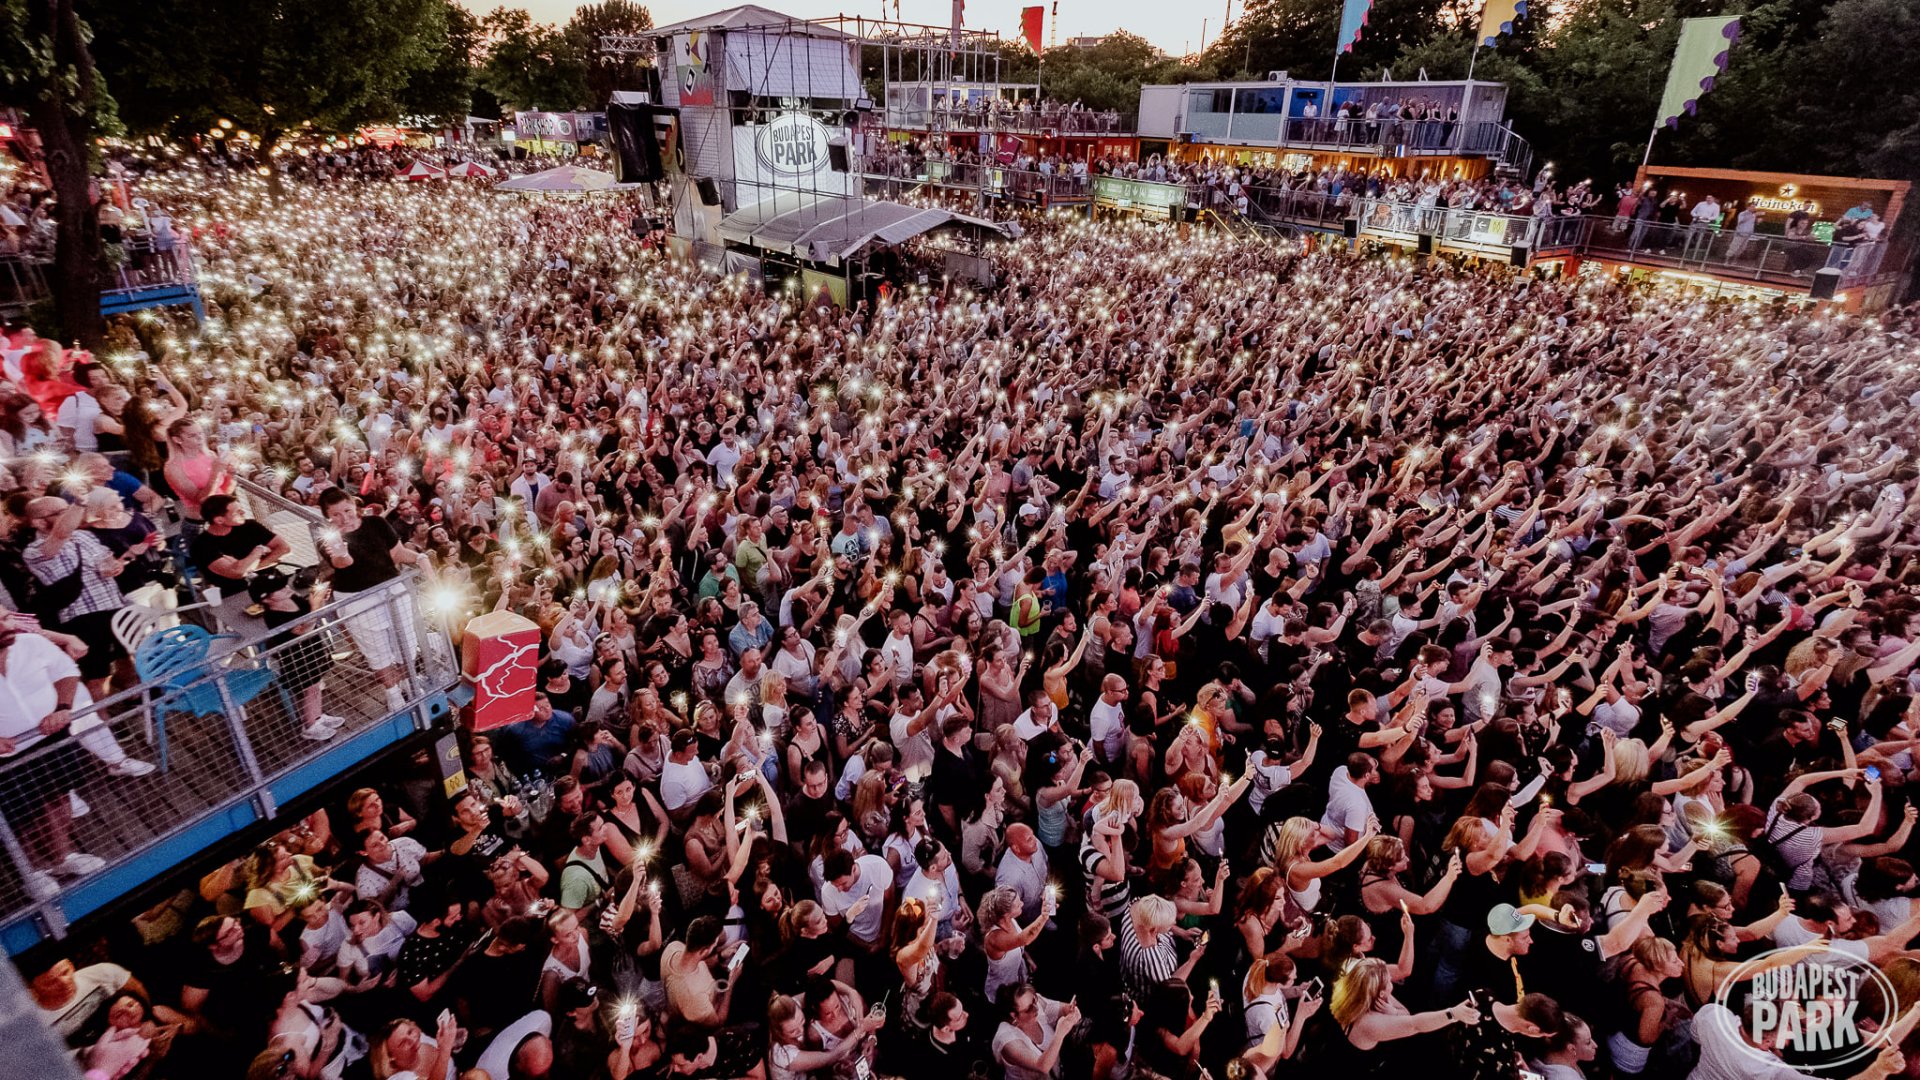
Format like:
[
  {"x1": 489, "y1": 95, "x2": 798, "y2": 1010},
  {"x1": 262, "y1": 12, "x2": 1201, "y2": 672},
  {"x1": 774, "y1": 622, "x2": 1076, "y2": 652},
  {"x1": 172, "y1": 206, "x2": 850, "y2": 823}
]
[{"x1": 9, "y1": 157, "x2": 1920, "y2": 1080}]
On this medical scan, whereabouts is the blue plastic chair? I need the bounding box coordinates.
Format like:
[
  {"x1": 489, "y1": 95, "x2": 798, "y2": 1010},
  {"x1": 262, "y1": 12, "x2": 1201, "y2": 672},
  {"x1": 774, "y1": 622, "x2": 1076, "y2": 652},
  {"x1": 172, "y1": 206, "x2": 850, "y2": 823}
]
[{"x1": 132, "y1": 624, "x2": 295, "y2": 773}]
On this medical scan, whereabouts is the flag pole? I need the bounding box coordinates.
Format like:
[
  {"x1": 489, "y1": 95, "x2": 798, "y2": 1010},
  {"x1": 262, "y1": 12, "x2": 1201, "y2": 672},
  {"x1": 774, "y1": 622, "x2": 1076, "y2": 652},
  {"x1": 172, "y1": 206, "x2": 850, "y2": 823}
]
[
  {"x1": 1461, "y1": 40, "x2": 1480, "y2": 135},
  {"x1": 1641, "y1": 126, "x2": 1658, "y2": 168}
]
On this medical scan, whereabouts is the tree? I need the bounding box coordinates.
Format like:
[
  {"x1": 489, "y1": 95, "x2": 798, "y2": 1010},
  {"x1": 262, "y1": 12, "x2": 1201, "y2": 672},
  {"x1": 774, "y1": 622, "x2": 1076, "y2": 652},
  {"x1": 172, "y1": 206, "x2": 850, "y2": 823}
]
[
  {"x1": 1669, "y1": 0, "x2": 1920, "y2": 182},
  {"x1": 477, "y1": 8, "x2": 591, "y2": 112},
  {"x1": 565, "y1": 0, "x2": 654, "y2": 107},
  {"x1": 396, "y1": 0, "x2": 481, "y2": 127},
  {"x1": 0, "y1": 0, "x2": 119, "y2": 347},
  {"x1": 1036, "y1": 32, "x2": 1200, "y2": 114},
  {"x1": 87, "y1": 0, "x2": 446, "y2": 199}
]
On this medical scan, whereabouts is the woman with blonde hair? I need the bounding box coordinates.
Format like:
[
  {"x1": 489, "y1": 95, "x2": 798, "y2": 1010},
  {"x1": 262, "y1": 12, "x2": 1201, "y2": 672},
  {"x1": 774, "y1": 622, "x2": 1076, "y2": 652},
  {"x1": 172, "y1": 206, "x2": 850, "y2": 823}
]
[
  {"x1": 1359, "y1": 835, "x2": 1461, "y2": 961},
  {"x1": 1117, "y1": 895, "x2": 1201, "y2": 1000},
  {"x1": 776, "y1": 899, "x2": 849, "y2": 987},
  {"x1": 368, "y1": 1013, "x2": 460, "y2": 1080},
  {"x1": 767, "y1": 992, "x2": 884, "y2": 1080},
  {"x1": 1608, "y1": 935, "x2": 1688, "y2": 1075},
  {"x1": 980, "y1": 885, "x2": 1050, "y2": 1005},
  {"x1": 1312, "y1": 956, "x2": 1478, "y2": 1064},
  {"x1": 988, "y1": 723, "x2": 1032, "y2": 819},
  {"x1": 1264, "y1": 815, "x2": 1374, "y2": 918}
]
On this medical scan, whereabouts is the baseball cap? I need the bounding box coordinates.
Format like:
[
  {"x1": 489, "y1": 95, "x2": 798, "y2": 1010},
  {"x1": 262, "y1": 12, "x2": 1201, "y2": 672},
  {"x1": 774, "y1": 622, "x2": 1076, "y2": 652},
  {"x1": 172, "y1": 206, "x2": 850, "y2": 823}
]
[
  {"x1": 558, "y1": 977, "x2": 598, "y2": 1011},
  {"x1": 1487, "y1": 903, "x2": 1535, "y2": 936},
  {"x1": 248, "y1": 568, "x2": 293, "y2": 603}
]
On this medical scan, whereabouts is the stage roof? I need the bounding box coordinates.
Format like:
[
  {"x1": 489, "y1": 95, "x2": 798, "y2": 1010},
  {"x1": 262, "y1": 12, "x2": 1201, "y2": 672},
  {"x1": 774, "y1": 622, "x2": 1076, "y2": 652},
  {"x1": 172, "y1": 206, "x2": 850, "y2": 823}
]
[
  {"x1": 654, "y1": 5, "x2": 853, "y2": 37},
  {"x1": 718, "y1": 194, "x2": 1008, "y2": 261}
]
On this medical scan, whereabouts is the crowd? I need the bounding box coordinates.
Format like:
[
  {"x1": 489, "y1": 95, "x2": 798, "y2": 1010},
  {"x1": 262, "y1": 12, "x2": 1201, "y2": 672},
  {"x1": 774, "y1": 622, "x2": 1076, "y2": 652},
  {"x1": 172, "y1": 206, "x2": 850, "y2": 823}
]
[
  {"x1": 9, "y1": 150, "x2": 1920, "y2": 1080},
  {"x1": 918, "y1": 97, "x2": 1126, "y2": 134}
]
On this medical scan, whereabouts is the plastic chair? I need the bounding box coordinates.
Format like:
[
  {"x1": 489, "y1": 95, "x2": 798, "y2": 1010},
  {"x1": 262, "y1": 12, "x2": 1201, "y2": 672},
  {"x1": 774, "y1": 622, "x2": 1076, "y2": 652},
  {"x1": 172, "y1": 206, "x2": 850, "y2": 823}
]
[{"x1": 132, "y1": 624, "x2": 295, "y2": 773}]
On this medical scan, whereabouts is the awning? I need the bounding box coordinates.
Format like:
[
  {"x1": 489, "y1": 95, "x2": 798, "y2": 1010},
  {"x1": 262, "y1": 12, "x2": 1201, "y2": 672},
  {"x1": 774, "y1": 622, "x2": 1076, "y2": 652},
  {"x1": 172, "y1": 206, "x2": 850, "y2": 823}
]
[
  {"x1": 497, "y1": 165, "x2": 638, "y2": 193},
  {"x1": 718, "y1": 193, "x2": 1007, "y2": 262}
]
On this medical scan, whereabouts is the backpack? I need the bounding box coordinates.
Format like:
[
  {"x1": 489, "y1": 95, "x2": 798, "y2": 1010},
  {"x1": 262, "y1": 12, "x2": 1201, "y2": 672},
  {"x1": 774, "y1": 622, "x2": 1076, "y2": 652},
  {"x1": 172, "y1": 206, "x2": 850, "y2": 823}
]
[
  {"x1": 1748, "y1": 815, "x2": 1814, "y2": 895},
  {"x1": 18, "y1": 547, "x2": 86, "y2": 623}
]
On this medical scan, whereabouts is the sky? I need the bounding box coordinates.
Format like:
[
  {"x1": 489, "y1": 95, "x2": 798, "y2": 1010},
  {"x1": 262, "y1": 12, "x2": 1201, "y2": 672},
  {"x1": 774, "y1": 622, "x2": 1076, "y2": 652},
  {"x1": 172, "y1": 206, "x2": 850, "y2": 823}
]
[{"x1": 459, "y1": 0, "x2": 1224, "y2": 59}]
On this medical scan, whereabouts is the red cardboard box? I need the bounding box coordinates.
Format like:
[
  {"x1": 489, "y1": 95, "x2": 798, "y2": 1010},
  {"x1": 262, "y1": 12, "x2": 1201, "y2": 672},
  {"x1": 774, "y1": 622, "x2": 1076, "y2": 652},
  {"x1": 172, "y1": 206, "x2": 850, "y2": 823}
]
[{"x1": 462, "y1": 610, "x2": 541, "y2": 731}]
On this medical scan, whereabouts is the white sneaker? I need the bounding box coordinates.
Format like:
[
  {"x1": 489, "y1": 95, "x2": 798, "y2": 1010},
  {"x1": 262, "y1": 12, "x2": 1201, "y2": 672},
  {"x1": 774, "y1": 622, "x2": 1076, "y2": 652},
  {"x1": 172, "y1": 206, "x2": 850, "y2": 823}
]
[
  {"x1": 300, "y1": 720, "x2": 339, "y2": 742},
  {"x1": 68, "y1": 790, "x2": 89, "y2": 817},
  {"x1": 385, "y1": 686, "x2": 407, "y2": 712},
  {"x1": 108, "y1": 757, "x2": 157, "y2": 778},
  {"x1": 24, "y1": 870, "x2": 59, "y2": 901},
  {"x1": 318, "y1": 713, "x2": 348, "y2": 730},
  {"x1": 59, "y1": 852, "x2": 106, "y2": 876}
]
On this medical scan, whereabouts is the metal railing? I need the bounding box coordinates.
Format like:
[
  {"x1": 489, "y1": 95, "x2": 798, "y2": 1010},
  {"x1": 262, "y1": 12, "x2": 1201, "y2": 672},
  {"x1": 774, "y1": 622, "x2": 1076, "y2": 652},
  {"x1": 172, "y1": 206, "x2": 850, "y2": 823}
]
[
  {"x1": 863, "y1": 164, "x2": 1093, "y2": 202},
  {"x1": 0, "y1": 254, "x2": 49, "y2": 313},
  {"x1": 0, "y1": 573, "x2": 456, "y2": 942},
  {"x1": 1334, "y1": 197, "x2": 1898, "y2": 287},
  {"x1": 1172, "y1": 116, "x2": 1529, "y2": 166},
  {"x1": 0, "y1": 234, "x2": 198, "y2": 315},
  {"x1": 104, "y1": 234, "x2": 197, "y2": 296},
  {"x1": 884, "y1": 107, "x2": 1135, "y2": 135},
  {"x1": 1564, "y1": 216, "x2": 1891, "y2": 286}
]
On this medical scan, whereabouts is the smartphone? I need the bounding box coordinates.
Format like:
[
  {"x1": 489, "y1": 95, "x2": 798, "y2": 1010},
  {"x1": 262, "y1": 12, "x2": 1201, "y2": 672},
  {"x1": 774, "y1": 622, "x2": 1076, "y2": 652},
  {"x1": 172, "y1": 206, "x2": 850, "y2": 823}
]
[
  {"x1": 1866, "y1": 765, "x2": 1883, "y2": 782},
  {"x1": 1585, "y1": 862, "x2": 1607, "y2": 875},
  {"x1": 729, "y1": 942, "x2": 751, "y2": 971},
  {"x1": 1303, "y1": 977, "x2": 1324, "y2": 997}
]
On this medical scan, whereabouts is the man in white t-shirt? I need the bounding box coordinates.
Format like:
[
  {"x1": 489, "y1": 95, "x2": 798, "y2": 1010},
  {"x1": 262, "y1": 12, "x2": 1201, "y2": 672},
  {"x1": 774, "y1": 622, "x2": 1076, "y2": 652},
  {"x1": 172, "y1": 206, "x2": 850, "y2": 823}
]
[
  {"x1": 27, "y1": 957, "x2": 136, "y2": 1044},
  {"x1": 1013, "y1": 691, "x2": 1062, "y2": 741},
  {"x1": 706, "y1": 430, "x2": 744, "y2": 485},
  {"x1": 659, "y1": 730, "x2": 715, "y2": 820},
  {"x1": 889, "y1": 682, "x2": 953, "y2": 779},
  {"x1": 1089, "y1": 674, "x2": 1129, "y2": 764},
  {"x1": 55, "y1": 387, "x2": 101, "y2": 452},
  {"x1": 820, "y1": 849, "x2": 894, "y2": 945},
  {"x1": 1321, "y1": 754, "x2": 1379, "y2": 844},
  {"x1": 474, "y1": 1010, "x2": 554, "y2": 1080},
  {"x1": 879, "y1": 609, "x2": 915, "y2": 683}
]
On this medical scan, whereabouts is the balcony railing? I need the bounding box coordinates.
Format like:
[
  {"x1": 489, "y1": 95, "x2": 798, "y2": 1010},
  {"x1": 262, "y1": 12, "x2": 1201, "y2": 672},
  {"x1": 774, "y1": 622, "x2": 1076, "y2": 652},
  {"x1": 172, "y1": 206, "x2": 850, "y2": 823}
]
[
  {"x1": 0, "y1": 573, "x2": 457, "y2": 953},
  {"x1": 0, "y1": 254, "x2": 49, "y2": 315},
  {"x1": 862, "y1": 164, "x2": 1092, "y2": 202},
  {"x1": 1171, "y1": 115, "x2": 1529, "y2": 167},
  {"x1": 0, "y1": 233, "x2": 202, "y2": 318},
  {"x1": 1335, "y1": 197, "x2": 1899, "y2": 289},
  {"x1": 883, "y1": 106, "x2": 1135, "y2": 136},
  {"x1": 104, "y1": 234, "x2": 198, "y2": 297}
]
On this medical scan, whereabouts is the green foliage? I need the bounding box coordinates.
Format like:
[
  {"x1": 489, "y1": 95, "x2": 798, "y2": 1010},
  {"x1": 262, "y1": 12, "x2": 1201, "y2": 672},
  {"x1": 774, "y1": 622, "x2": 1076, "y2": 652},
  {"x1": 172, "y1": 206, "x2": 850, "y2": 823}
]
[
  {"x1": 567, "y1": 0, "x2": 655, "y2": 108},
  {"x1": 477, "y1": 7, "x2": 591, "y2": 112},
  {"x1": 0, "y1": 0, "x2": 121, "y2": 143},
  {"x1": 84, "y1": 0, "x2": 446, "y2": 140},
  {"x1": 395, "y1": 0, "x2": 481, "y2": 126},
  {"x1": 1037, "y1": 32, "x2": 1200, "y2": 114}
]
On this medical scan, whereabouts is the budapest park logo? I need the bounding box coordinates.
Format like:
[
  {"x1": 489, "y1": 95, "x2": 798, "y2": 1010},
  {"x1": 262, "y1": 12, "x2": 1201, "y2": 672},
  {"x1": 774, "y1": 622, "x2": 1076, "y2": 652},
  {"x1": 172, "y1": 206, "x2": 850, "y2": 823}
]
[{"x1": 1713, "y1": 943, "x2": 1901, "y2": 1076}]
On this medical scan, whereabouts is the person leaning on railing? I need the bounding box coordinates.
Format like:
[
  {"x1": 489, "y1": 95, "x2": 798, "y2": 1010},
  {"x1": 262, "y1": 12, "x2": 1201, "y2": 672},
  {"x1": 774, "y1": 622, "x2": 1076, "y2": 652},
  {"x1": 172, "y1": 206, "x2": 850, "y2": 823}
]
[
  {"x1": 316, "y1": 488, "x2": 426, "y2": 715},
  {"x1": 0, "y1": 620, "x2": 111, "y2": 899}
]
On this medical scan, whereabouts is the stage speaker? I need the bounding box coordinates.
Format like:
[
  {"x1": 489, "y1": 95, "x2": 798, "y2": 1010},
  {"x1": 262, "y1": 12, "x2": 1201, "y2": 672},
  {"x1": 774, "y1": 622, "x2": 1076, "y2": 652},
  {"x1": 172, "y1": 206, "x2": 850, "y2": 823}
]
[
  {"x1": 1341, "y1": 217, "x2": 1359, "y2": 239},
  {"x1": 1509, "y1": 244, "x2": 1530, "y2": 267},
  {"x1": 696, "y1": 177, "x2": 721, "y2": 206},
  {"x1": 608, "y1": 102, "x2": 663, "y2": 183},
  {"x1": 1810, "y1": 267, "x2": 1842, "y2": 300},
  {"x1": 827, "y1": 142, "x2": 850, "y2": 173},
  {"x1": 1416, "y1": 232, "x2": 1434, "y2": 255}
]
